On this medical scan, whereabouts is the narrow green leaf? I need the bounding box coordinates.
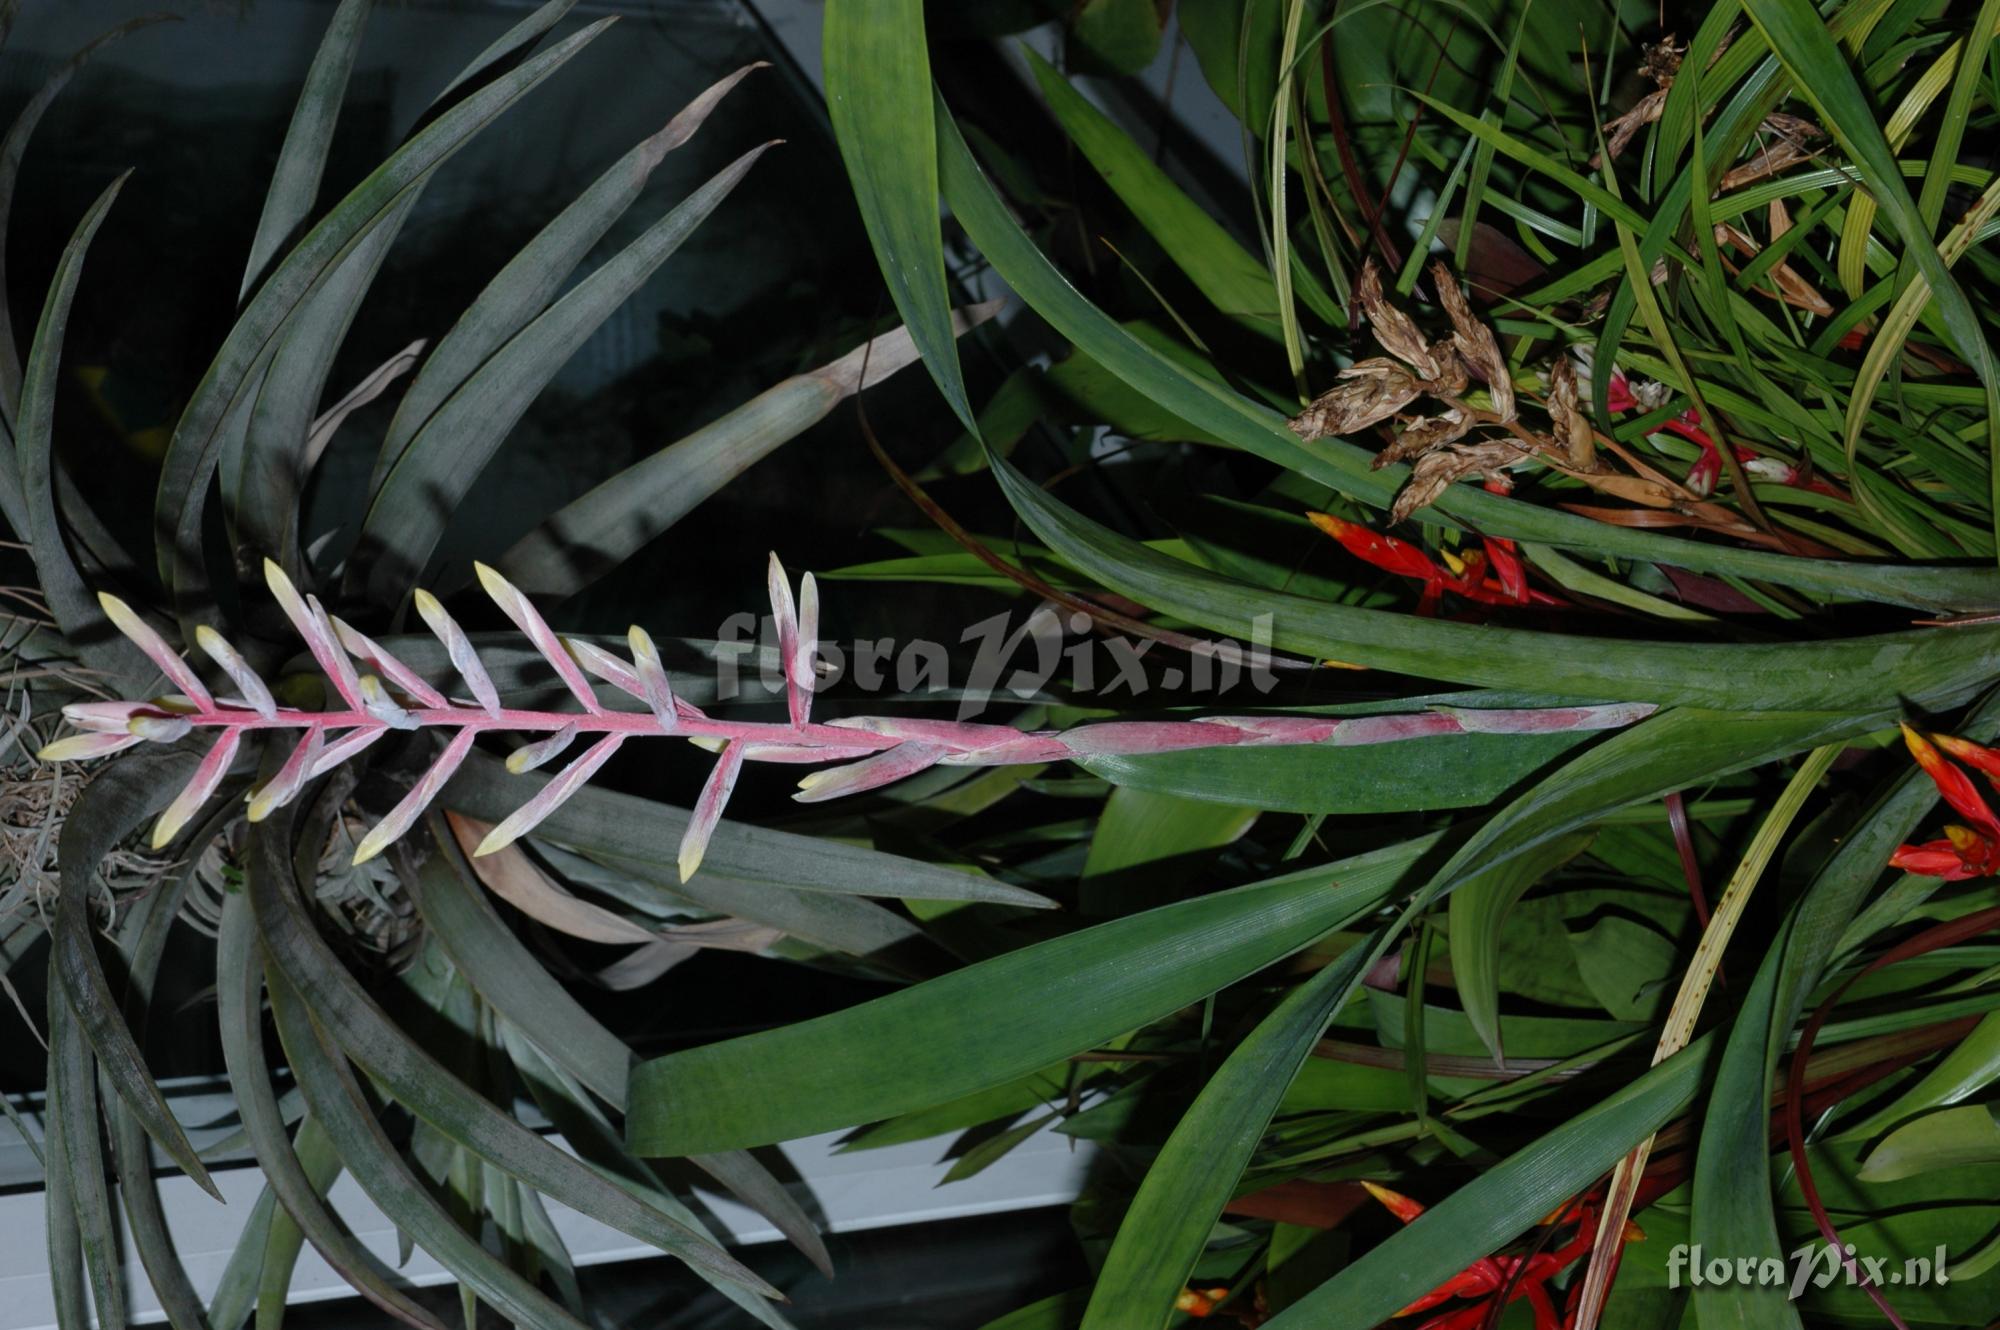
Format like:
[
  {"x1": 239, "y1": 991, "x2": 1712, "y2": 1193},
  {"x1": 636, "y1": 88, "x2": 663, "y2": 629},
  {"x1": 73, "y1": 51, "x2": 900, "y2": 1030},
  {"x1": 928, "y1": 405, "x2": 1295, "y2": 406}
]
[
  {"x1": 239, "y1": 0, "x2": 372, "y2": 299},
  {"x1": 48, "y1": 991, "x2": 124, "y2": 1330},
  {"x1": 1449, "y1": 831, "x2": 1594, "y2": 1064},
  {"x1": 356, "y1": 143, "x2": 771, "y2": 604},
  {"x1": 1261, "y1": 1035, "x2": 1716, "y2": 1328},
  {"x1": 244, "y1": 815, "x2": 776, "y2": 1298},
  {"x1": 627, "y1": 840, "x2": 1430, "y2": 1156},
  {"x1": 1081, "y1": 936, "x2": 1379, "y2": 1330},
  {"x1": 53, "y1": 749, "x2": 220, "y2": 1197},
  {"x1": 933, "y1": 94, "x2": 2000, "y2": 612},
  {"x1": 15, "y1": 173, "x2": 147, "y2": 684},
  {"x1": 153, "y1": 17, "x2": 612, "y2": 618},
  {"x1": 217, "y1": 892, "x2": 449, "y2": 1330},
  {"x1": 264, "y1": 966, "x2": 594, "y2": 1330},
  {"x1": 823, "y1": 0, "x2": 976, "y2": 430}
]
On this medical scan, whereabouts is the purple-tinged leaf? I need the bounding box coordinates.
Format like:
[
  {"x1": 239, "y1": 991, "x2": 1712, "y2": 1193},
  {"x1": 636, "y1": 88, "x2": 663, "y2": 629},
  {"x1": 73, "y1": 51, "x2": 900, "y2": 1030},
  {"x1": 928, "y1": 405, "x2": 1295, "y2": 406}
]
[
  {"x1": 311, "y1": 727, "x2": 387, "y2": 777},
  {"x1": 60, "y1": 700, "x2": 151, "y2": 733},
  {"x1": 354, "y1": 727, "x2": 478, "y2": 864},
  {"x1": 331, "y1": 615, "x2": 446, "y2": 708},
  {"x1": 678, "y1": 739, "x2": 746, "y2": 882},
  {"x1": 767, "y1": 553, "x2": 801, "y2": 727},
  {"x1": 507, "y1": 723, "x2": 579, "y2": 774},
  {"x1": 1431, "y1": 702, "x2": 1657, "y2": 734},
  {"x1": 791, "y1": 571, "x2": 818, "y2": 728},
  {"x1": 475, "y1": 735, "x2": 625, "y2": 857},
  {"x1": 358, "y1": 675, "x2": 417, "y2": 730},
  {"x1": 263, "y1": 560, "x2": 363, "y2": 710},
  {"x1": 247, "y1": 726, "x2": 327, "y2": 822},
  {"x1": 475, "y1": 562, "x2": 599, "y2": 712},
  {"x1": 194, "y1": 626, "x2": 277, "y2": 720},
  {"x1": 794, "y1": 741, "x2": 944, "y2": 802},
  {"x1": 152, "y1": 730, "x2": 242, "y2": 849},
  {"x1": 413, "y1": 589, "x2": 500, "y2": 717},
  {"x1": 445, "y1": 812, "x2": 657, "y2": 945},
  {"x1": 97, "y1": 592, "x2": 213, "y2": 709},
  {"x1": 38, "y1": 730, "x2": 142, "y2": 762},
  {"x1": 128, "y1": 713, "x2": 193, "y2": 743},
  {"x1": 628, "y1": 626, "x2": 677, "y2": 730}
]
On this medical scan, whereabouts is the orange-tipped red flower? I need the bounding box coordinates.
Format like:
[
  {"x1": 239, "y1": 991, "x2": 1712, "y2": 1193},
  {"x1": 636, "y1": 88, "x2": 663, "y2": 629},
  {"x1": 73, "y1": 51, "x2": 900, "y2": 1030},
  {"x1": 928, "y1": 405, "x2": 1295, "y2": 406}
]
[
  {"x1": 1305, "y1": 511, "x2": 1557, "y2": 613},
  {"x1": 1361, "y1": 1182, "x2": 1641, "y2": 1330},
  {"x1": 1891, "y1": 724, "x2": 2000, "y2": 880}
]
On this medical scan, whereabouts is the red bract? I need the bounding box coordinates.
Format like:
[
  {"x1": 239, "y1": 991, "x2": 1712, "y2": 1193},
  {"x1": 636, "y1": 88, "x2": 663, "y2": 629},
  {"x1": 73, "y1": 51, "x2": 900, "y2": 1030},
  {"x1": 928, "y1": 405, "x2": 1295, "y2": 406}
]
[
  {"x1": 1890, "y1": 725, "x2": 2000, "y2": 880},
  {"x1": 1306, "y1": 511, "x2": 1557, "y2": 613},
  {"x1": 1361, "y1": 1182, "x2": 1641, "y2": 1330}
]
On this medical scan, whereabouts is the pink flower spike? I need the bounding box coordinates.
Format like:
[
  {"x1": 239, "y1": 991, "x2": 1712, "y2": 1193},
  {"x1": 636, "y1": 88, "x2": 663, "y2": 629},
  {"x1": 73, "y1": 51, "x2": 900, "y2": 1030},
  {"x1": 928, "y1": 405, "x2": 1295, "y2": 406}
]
[
  {"x1": 767, "y1": 553, "x2": 801, "y2": 726},
  {"x1": 413, "y1": 589, "x2": 500, "y2": 717},
  {"x1": 61, "y1": 700, "x2": 151, "y2": 733},
  {"x1": 261, "y1": 560, "x2": 362, "y2": 711},
  {"x1": 1059, "y1": 721, "x2": 1252, "y2": 757},
  {"x1": 475, "y1": 562, "x2": 599, "y2": 713},
  {"x1": 39, "y1": 730, "x2": 144, "y2": 762},
  {"x1": 791, "y1": 572, "x2": 818, "y2": 728},
  {"x1": 1197, "y1": 716, "x2": 1342, "y2": 745},
  {"x1": 628, "y1": 626, "x2": 678, "y2": 731},
  {"x1": 307, "y1": 595, "x2": 367, "y2": 711},
  {"x1": 331, "y1": 615, "x2": 446, "y2": 708},
  {"x1": 507, "y1": 722, "x2": 579, "y2": 774},
  {"x1": 1330, "y1": 713, "x2": 1464, "y2": 745},
  {"x1": 1435, "y1": 702, "x2": 1657, "y2": 734},
  {"x1": 128, "y1": 713, "x2": 194, "y2": 743},
  {"x1": 98, "y1": 592, "x2": 213, "y2": 709},
  {"x1": 680, "y1": 739, "x2": 746, "y2": 881},
  {"x1": 740, "y1": 741, "x2": 880, "y2": 764},
  {"x1": 152, "y1": 729, "x2": 242, "y2": 848},
  {"x1": 795, "y1": 741, "x2": 945, "y2": 803},
  {"x1": 475, "y1": 734, "x2": 624, "y2": 857},
  {"x1": 311, "y1": 728, "x2": 386, "y2": 778},
  {"x1": 568, "y1": 637, "x2": 644, "y2": 698},
  {"x1": 246, "y1": 726, "x2": 326, "y2": 823},
  {"x1": 194, "y1": 626, "x2": 277, "y2": 720},
  {"x1": 353, "y1": 728, "x2": 478, "y2": 864}
]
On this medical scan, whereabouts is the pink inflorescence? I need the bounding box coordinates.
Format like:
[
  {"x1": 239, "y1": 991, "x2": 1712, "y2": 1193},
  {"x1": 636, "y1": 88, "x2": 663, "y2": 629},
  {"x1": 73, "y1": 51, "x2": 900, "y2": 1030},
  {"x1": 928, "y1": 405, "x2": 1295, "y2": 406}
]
[{"x1": 44, "y1": 555, "x2": 1656, "y2": 879}]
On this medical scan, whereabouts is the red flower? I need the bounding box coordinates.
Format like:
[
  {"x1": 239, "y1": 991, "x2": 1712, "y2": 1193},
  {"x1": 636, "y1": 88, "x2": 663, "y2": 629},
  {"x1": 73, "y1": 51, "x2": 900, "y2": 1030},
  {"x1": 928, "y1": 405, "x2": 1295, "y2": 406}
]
[
  {"x1": 1891, "y1": 724, "x2": 2000, "y2": 880},
  {"x1": 1362, "y1": 1182, "x2": 1641, "y2": 1330}
]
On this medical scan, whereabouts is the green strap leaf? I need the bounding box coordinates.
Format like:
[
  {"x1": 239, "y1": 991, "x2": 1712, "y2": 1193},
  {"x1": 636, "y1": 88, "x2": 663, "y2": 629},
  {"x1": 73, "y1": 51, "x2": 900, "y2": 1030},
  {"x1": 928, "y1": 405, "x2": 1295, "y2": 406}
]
[
  {"x1": 48, "y1": 992, "x2": 124, "y2": 1330},
  {"x1": 263, "y1": 965, "x2": 593, "y2": 1330},
  {"x1": 239, "y1": 0, "x2": 372, "y2": 300},
  {"x1": 243, "y1": 813, "x2": 777, "y2": 1299},
  {"x1": 15, "y1": 173, "x2": 146, "y2": 684},
  {"x1": 53, "y1": 749, "x2": 220, "y2": 1198},
  {"x1": 153, "y1": 16, "x2": 612, "y2": 620},
  {"x1": 626, "y1": 841, "x2": 1428, "y2": 1156},
  {"x1": 217, "y1": 892, "x2": 449, "y2": 1330},
  {"x1": 355, "y1": 142, "x2": 772, "y2": 605},
  {"x1": 1081, "y1": 935, "x2": 1381, "y2": 1330},
  {"x1": 822, "y1": 0, "x2": 978, "y2": 431},
  {"x1": 931, "y1": 92, "x2": 2000, "y2": 612},
  {"x1": 1260, "y1": 1034, "x2": 1717, "y2": 1328}
]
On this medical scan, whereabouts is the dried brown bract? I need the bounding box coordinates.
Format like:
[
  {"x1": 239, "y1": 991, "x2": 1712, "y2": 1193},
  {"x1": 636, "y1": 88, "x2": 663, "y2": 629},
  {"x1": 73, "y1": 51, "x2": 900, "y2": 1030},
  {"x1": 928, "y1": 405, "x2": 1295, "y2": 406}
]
[
  {"x1": 1391, "y1": 441, "x2": 1528, "y2": 523},
  {"x1": 1712, "y1": 222, "x2": 1835, "y2": 316},
  {"x1": 1433, "y1": 260, "x2": 1513, "y2": 420},
  {"x1": 1375, "y1": 407, "x2": 1474, "y2": 469},
  {"x1": 1290, "y1": 357, "x2": 1426, "y2": 439},
  {"x1": 1548, "y1": 357, "x2": 1595, "y2": 469},
  {"x1": 1718, "y1": 114, "x2": 1823, "y2": 191},
  {"x1": 1357, "y1": 261, "x2": 1445, "y2": 380}
]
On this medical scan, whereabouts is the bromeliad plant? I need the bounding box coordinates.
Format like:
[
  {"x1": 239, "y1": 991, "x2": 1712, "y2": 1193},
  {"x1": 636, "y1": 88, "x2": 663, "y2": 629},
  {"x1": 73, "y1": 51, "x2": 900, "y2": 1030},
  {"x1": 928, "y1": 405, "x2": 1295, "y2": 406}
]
[{"x1": 589, "y1": 2, "x2": 2000, "y2": 1329}]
